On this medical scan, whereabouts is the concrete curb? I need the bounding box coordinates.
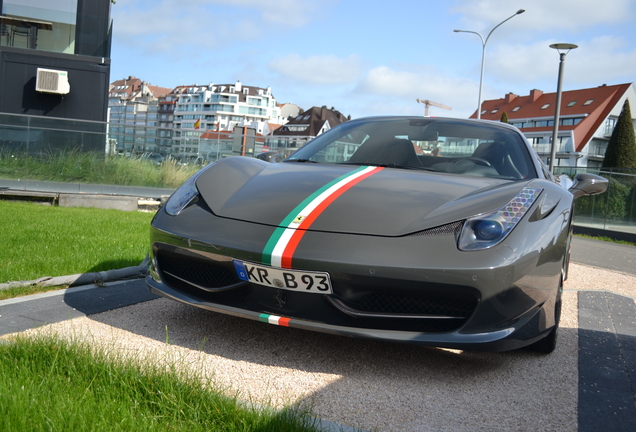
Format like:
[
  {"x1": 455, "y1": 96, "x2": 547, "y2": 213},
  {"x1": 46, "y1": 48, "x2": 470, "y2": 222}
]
[{"x1": 0, "y1": 257, "x2": 149, "y2": 291}]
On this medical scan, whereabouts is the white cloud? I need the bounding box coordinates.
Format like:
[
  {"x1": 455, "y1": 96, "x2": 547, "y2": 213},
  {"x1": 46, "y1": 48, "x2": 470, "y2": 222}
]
[
  {"x1": 111, "y1": 0, "x2": 328, "y2": 54},
  {"x1": 354, "y1": 66, "x2": 481, "y2": 118},
  {"x1": 216, "y1": 0, "x2": 329, "y2": 27},
  {"x1": 482, "y1": 35, "x2": 636, "y2": 89},
  {"x1": 452, "y1": 0, "x2": 634, "y2": 33},
  {"x1": 269, "y1": 54, "x2": 365, "y2": 85}
]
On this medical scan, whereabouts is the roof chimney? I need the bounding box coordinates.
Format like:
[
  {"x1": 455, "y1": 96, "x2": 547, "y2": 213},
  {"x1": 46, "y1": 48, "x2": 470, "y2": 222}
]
[
  {"x1": 529, "y1": 89, "x2": 543, "y2": 102},
  {"x1": 504, "y1": 93, "x2": 517, "y2": 104}
]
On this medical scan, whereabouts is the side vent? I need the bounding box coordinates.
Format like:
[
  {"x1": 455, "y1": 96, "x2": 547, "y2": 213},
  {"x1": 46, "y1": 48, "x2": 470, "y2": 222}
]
[{"x1": 35, "y1": 68, "x2": 70, "y2": 94}]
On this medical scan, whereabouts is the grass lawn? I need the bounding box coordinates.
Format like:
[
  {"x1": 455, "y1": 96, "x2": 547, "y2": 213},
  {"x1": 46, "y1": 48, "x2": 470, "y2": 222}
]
[
  {"x1": 574, "y1": 233, "x2": 636, "y2": 247},
  {"x1": 0, "y1": 200, "x2": 154, "y2": 285},
  {"x1": 0, "y1": 150, "x2": 199, "y2": 188},
  {"x1": 0, "y1": 334, "x2": 320, "y2": 432}
]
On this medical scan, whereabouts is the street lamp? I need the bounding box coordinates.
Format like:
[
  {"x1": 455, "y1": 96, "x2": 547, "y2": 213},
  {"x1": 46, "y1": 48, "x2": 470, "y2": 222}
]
[
  {"x1": 548, "y1": 43, "x2": 578, "y2": 173},
  {"x1": 454, "y1": 9, "x2": 525, "y2": 119}
]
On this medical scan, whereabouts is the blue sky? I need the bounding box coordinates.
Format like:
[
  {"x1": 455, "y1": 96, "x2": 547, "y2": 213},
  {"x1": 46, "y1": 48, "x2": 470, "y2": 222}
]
[{"x1": 110, "y1": 0, "x2": 636, "y2": 119}]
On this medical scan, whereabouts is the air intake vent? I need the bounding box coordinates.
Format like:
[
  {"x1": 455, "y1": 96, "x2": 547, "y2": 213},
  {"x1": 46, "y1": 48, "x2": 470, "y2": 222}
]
[{"x1": 35, "y1": 68, "x2": 70, "y2": 94}]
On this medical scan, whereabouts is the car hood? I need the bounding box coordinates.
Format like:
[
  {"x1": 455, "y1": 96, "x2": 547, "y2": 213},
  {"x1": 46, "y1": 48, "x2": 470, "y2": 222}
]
[{"x1": 196, "y1": 157, "x2": 533, "y2": 236}]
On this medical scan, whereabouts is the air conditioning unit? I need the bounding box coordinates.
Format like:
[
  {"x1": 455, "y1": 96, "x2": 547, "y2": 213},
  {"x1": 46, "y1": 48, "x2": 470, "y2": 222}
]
[{"x1": 35, "y1": 68, "x2": 70, "y2": 94}]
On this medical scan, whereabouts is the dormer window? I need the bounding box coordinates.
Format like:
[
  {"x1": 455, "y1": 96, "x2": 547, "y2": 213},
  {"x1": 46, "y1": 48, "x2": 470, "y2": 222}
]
[
  {"x1": 243, "y1": 88, "x2": 249, "y2": 94},
  {"x1": 230, "y1": 86, "x2": 235, "y2": 93},
  {"x1": 541, "y1": 103, "x2": 550, "y2": 109}
]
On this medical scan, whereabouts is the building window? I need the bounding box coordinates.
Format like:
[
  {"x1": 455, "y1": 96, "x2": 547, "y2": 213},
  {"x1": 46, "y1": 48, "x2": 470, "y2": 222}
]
[
  {"x1": 243, "y1": 88, "x2": 249, "y2": 94},
  {"x1": 567, "y1": 101, "x2": 577, "y2": 107},
  {"x1": 490, "y1": 109, "x2": 498, "y2": 114},
  {"x1": 480, "y1": 109, "x2": 487, "y2": 115},
  {"x1": 561, "y1": 118, "x2": 582, "y2": 126},
  {"x1": 541, "y1": 103, "x2": 550, "y2": 109},
  {"x1": 584, "y1": 99, "x2": 594, "y2": 105},
  {"x1": 512, "y1": 106, "x2": 520, "y2": 112}
]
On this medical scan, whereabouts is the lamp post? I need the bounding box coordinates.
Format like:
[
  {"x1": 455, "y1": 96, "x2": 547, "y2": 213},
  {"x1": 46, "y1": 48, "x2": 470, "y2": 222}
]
[
  {"x1": 548, "y1": 43, "x2": 578, "y2": 173},
  {"x1": 454, "y1": 9, "x2": 525, "y2": 119}
]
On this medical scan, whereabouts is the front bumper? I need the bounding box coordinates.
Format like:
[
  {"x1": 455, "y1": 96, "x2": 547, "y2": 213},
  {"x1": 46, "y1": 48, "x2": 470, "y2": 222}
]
[{"x1": 146, "y1": 203, "x2": 565, "y2": 352}]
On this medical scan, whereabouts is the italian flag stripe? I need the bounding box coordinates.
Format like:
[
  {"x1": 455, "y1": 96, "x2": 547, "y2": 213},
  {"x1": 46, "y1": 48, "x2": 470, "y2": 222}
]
[
  {"x1": 262, "y1": 166, "x2": 383, "y2": 268},
  {"x1": 259, "y1": 313, "x2": 291, "y2": 327}
]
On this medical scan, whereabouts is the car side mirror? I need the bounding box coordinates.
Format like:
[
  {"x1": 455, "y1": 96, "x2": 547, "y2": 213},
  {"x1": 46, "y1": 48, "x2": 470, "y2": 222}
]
[
  {"x1": 568, "y1": 173, "x2": 609, "y2": 199},
  {"x1": 556, "y1": 174, "x2": 574, "y2": 190}
]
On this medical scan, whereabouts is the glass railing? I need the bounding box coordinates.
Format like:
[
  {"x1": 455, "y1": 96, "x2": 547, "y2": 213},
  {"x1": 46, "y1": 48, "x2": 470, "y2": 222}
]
[
  {"x1": 1, "y1": 112, "x2": 635, "y2": 236},
  {"x1": 555, "y1": 167, "x2": 636, "y2": 235},
  {"x1": 0, "y1": 113, "x2": 312, "y2": 191},
  {"x1": 531, "y1": 142, "x2": 575, "y2": 154}
]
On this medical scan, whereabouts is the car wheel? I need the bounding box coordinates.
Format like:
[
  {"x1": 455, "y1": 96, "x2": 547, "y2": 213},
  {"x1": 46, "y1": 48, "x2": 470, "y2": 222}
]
[{"x1": 528, "y1": 276, "x2": 563, "y2": 354}]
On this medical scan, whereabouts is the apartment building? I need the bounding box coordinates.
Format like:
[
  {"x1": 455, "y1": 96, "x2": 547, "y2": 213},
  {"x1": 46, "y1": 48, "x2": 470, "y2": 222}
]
[
  {"x1": 170, "y1": 81, "x2": 283, "y2": 161},
  {"x1": 476, "y1": 83, "x2": 636, "y2": 168},
  {"x1": 107, "y1": 76, "x2": 172, "y2": 156}
]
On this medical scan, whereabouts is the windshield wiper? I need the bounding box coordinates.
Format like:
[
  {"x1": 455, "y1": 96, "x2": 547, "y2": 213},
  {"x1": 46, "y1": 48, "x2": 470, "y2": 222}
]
[
  {"x1": 343, "y1": 162, "x2": 436, "y2": 171},
  {"x1": 286, "y1": 158, "x2": 318, "y2": 163}
]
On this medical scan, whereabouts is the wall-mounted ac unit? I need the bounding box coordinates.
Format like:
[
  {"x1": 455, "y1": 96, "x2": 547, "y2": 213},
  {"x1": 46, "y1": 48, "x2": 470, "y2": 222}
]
[{"x1": 35, "y1": 68, "x2": 70, "y2": 94}]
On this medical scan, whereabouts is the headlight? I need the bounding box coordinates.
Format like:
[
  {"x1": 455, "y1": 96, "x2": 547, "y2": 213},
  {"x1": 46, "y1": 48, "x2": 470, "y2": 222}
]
[
  {"x1": 164, "y1": 165, "x2": 213, "y2": 216},
  {"x1": 458, "y1": 187, "x2": 542, "y2": 251}
]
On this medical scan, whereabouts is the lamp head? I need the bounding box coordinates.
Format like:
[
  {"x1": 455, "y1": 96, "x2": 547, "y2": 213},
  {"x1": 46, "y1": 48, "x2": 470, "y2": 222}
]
[
  {"x1": 549, "y1": 43, "x2": 578, "y2": 51},
  {"x1": 516, "y1": 9, "x2": 525, "y2": 14}
]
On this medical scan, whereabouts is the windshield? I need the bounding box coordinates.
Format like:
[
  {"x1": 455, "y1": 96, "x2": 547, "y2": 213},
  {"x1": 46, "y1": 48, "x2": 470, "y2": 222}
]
[{"x1": 285, "y1": 117, "x2": 537, "y2": 180}]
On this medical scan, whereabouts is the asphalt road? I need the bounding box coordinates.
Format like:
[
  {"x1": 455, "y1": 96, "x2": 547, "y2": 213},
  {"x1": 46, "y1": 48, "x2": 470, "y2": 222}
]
[{"x1": 570, "y1": 236, "x2": 636, "y2": 276}]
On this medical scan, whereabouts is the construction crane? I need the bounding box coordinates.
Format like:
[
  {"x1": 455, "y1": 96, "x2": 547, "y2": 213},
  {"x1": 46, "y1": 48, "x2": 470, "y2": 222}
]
[{"x1": 416, "y1": 99, "x2": 452, "y2": 117}]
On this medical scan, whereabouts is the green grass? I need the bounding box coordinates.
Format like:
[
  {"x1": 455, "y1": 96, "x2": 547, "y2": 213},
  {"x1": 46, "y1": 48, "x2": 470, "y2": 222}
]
[
  {"x1": 0, "y1": 150, "x2": 200, "y2": 188},
  {"x1": 0, "y1": 334, "x2": 320, "y2": 432},
  {"x1": 0, "y1": 201, "x2": 154, "y2": 284},
  {"x1": 574, "y1": 233, "x2": 636, "y2": 247}
]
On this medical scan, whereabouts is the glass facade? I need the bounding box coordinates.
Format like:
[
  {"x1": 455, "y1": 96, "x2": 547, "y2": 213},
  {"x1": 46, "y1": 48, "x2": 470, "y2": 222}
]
[{"x1": 1, "y1": 0, "x2": 111, "y2": 58}]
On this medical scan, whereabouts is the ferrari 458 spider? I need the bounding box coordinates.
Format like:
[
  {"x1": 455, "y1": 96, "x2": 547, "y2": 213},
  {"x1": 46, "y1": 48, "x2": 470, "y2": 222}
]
[{"x1": 146, "y1": 116, "x2": 608, "y2": 353}]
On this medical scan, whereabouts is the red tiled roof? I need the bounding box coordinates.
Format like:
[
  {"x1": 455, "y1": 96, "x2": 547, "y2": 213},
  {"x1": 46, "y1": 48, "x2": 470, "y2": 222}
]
[
  {"x1": 475, "y1": 83, "x2": 632, "y2": 152},
  {"x1": 199, "y1": 130, "x2": 266, "y2": 143},
  {"x1": 109, "y1": 76, "x2": 172, "y2": 99}
]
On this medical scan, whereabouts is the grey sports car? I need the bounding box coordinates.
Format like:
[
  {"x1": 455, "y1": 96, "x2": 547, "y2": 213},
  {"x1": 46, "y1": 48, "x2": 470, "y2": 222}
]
[{"x1": 146, "y1": 116, "x2": 608, "y2": 353}]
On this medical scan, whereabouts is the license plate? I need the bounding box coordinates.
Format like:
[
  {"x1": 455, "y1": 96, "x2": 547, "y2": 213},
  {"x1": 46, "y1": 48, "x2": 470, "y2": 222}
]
[{"x1": 233, "y1": 260, "x2": 332, "y2": 294}]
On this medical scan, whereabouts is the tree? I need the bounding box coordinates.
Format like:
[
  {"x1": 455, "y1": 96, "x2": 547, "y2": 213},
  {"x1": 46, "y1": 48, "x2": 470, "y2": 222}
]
[
  {"x1": 602, "y1": 99, "x2": 636, "y2": 169},
  {"x1": 500, "y1": 111, "x2": 509, "y2": 124}
]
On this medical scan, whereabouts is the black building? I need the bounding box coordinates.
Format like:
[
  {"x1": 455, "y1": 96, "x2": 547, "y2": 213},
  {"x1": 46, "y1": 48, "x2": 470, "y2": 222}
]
[{"x1": 0, "y1": 0, "x2": 112, "y2": 153}]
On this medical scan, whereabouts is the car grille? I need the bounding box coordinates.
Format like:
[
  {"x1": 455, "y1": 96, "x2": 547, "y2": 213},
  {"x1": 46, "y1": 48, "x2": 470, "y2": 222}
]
[
  {"x1": 351, "y1": 292, "x2": 476, "y2": 317},
  {"x1": 156, "y1": 251, "x2": 240, "y2": 290},
  {"x1": 327, "y1": 291, "x2": 478, "y2": 332},
  {"x1": 408, "y1": 220, "x2": 464, "y2": 236}
]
